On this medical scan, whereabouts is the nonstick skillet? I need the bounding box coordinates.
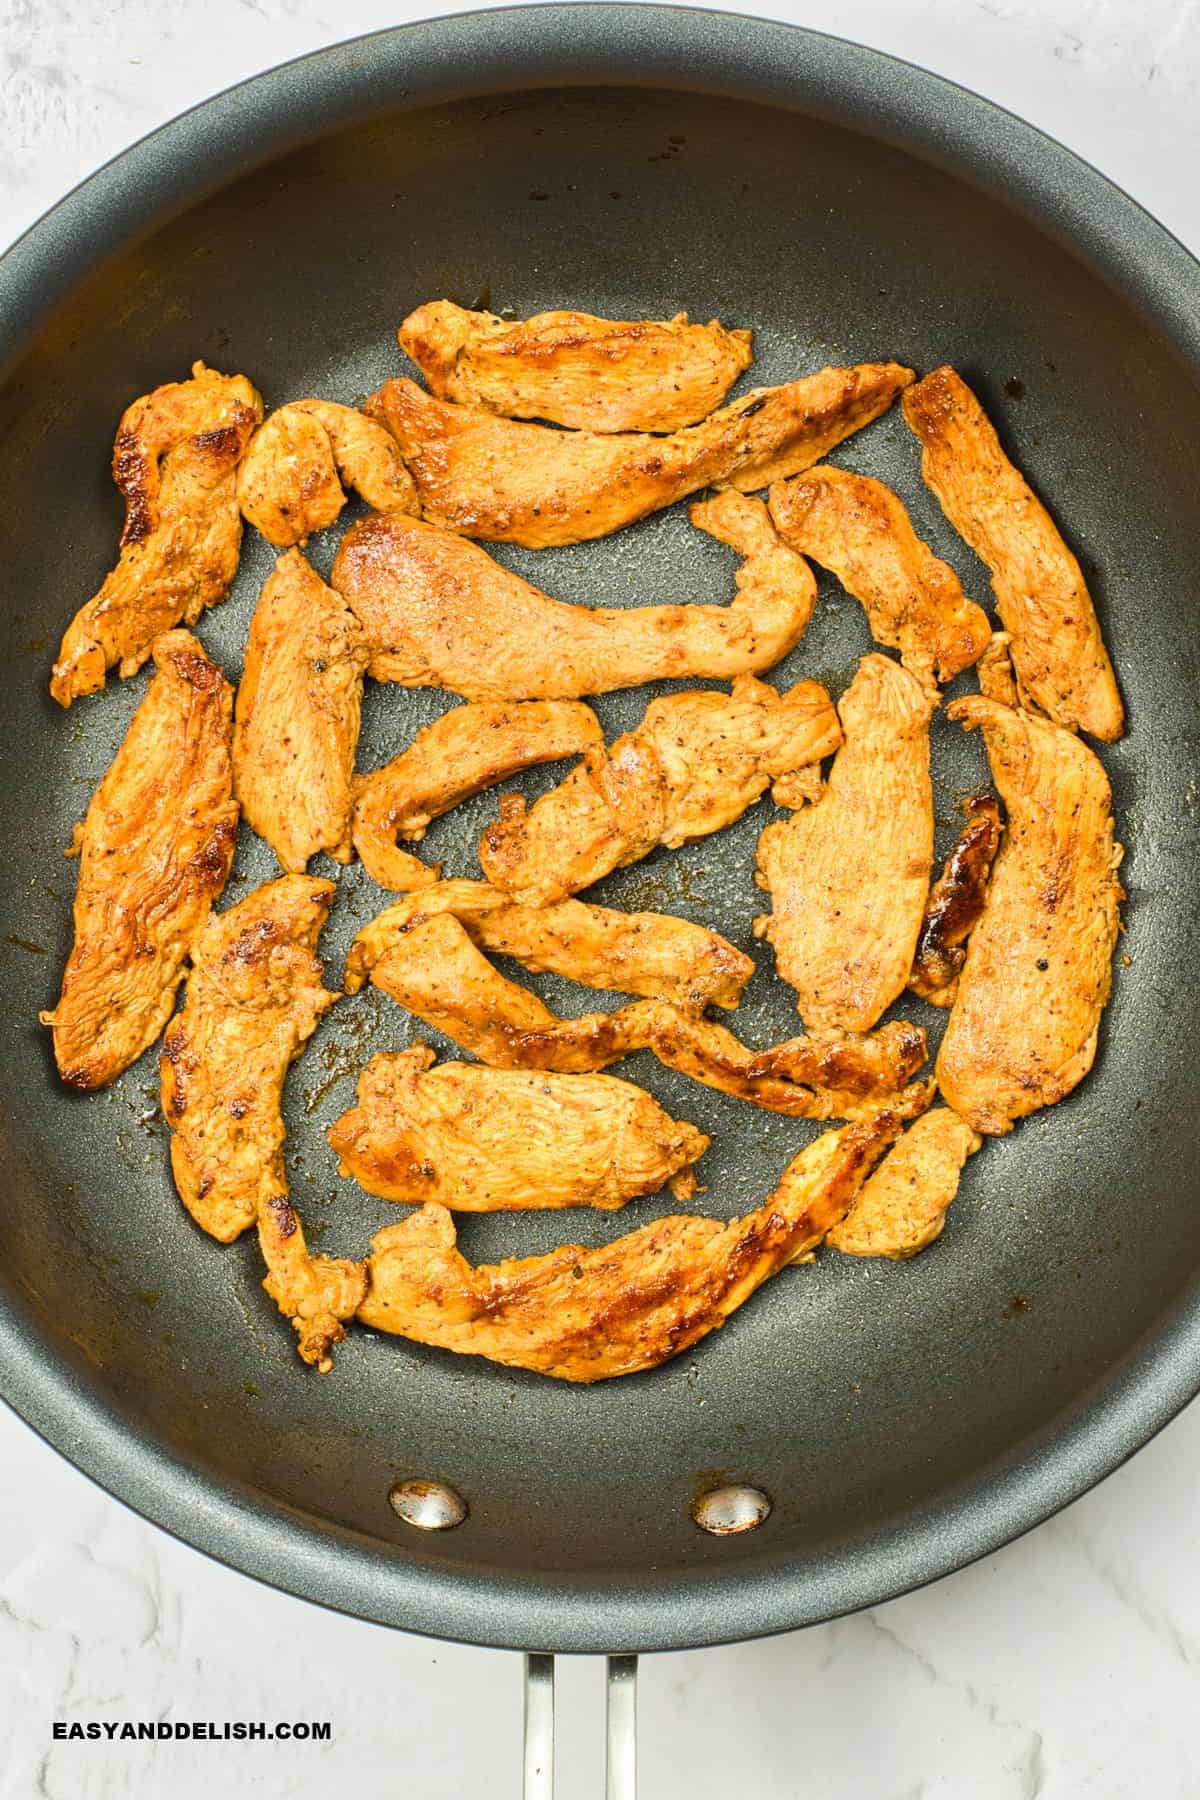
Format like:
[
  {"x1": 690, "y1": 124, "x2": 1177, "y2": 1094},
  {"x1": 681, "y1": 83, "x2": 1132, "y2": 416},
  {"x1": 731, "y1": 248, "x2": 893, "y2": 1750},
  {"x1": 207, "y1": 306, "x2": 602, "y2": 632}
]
[{"x1": 2, "y1": 5, "x2": 1200, "y2": 1786}]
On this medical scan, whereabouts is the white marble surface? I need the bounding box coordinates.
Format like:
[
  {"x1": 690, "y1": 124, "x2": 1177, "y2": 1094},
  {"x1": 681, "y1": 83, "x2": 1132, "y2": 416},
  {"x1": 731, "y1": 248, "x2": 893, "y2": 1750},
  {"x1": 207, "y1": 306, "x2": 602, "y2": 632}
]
[{"x1": 2, "y1": 1, "x2": 1200, "y2": 1794}]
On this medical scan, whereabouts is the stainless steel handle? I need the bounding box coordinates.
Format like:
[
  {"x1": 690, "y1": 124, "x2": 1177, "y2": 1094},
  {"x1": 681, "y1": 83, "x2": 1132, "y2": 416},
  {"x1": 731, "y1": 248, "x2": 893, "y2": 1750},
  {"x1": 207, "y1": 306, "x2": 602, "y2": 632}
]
[
  {"x1": 524, "y1": 1653, "x2": 555, "y2": 1800},
  {"x1": 523, "y1": 1653, "x2": 639, "y2": 1798},
  {"x1": 606, "y1": 1655, "x2": 638, "y2": 1800}
]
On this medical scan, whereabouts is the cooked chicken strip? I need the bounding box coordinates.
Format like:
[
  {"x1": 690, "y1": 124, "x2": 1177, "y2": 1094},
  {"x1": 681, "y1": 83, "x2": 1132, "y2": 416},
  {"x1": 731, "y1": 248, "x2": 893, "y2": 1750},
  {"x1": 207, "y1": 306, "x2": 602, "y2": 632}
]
[
  {"x1": 908, "y1": 794, "x2": 1002, "y2": 1007},
  {"x1": 823, "y1": 1108, "x2": 982, "y2": 1258},
  {"x1": 354, "y1": 912, "x2": 927, "y2": 1119},
  {"x1": 357, "y1": 1088, "x2": 930, "y2": 1381},
  {"x1": 329, "y1": 1045, "x2": 709, "y2": 1212},
  {"x1": 50, "y1": 363, "x2": 262, "y2": 706},
  {"x1": 353, "y1": 700, "x2": 603, "y2": 891},
  {"x1": 161, "y1": 875, "x2": 338, "y2": 1243},
  {"x1": 902, "y1": 366, "x2": 1123, "y2": 741},
  {"x1": 688, "y1": 487, "x2": 819, "y2": 648},
  {"x1": 366, "y1": 362, "x2": 913, "y2": 548},
  {"x1": 347, "y1": 878, "x2": 753, "y2": 1012},
  {"x1": 480, "y1": 675, "x2": 841, "y2": 907},
  {"x1": 400, "y1": 301, "x2": 754, "y2": 433},
  {"x1": 769, "y1": 465, "x2": 991, "y2": 685},
  {"x1": 755, "y1": 654, "x2": 934, "y2": 1032},
  {"x1": 236, "y1": 398, "x2": 418, "y2": 546},
  {"x1": 331, "y1": 501, "x2": 816, "y2": 699},
  {"x1": 161, "y1": 875, "x2": 363, "y2": 1368},
  {"x1": 937, "y1": 684, "x2": 1124, "y2": 1135},
  {"x1": 40, "y1": 632, "x2": 237, "y2": 1088},
  {"x1": 258, "y1": 1189, "x2": 367, "y2": 1373},
  {"x1": 233, "y1": 551, "x2": 369, "y2": 872}
]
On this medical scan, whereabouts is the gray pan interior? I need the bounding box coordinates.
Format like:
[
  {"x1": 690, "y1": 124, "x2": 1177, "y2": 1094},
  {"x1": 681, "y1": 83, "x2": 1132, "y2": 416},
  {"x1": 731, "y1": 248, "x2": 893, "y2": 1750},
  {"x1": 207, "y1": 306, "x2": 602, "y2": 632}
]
[{"x1": 2, "y1": 7, "x2": 1200, "y2": 1655}]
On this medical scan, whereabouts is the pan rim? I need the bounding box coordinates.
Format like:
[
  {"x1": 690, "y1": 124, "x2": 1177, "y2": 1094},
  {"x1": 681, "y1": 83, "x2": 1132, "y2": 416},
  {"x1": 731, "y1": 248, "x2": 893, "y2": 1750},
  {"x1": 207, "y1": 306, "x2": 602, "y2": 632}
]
[{"x1": 2, "y1": 2, "x2": 1199, "y2": 1655}]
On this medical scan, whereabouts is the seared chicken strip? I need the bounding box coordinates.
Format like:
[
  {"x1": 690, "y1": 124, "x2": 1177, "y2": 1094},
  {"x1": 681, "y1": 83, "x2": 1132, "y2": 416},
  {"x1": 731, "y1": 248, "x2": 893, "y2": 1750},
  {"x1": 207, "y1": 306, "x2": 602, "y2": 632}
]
[
  {"x1": 353, "y1": 700, "x2": 603, "y2": 891},
  {"x1": 258, "y1": 1190, "x2": 367, "y2": 1373},
  {"x1": 937, "y1": 678, "x2": 1124, "y2": 1134},
  {"x1": 236, "y1": 398, "x2": 418, "y2": 546},
  {"x1": 41, "y1": 632, "x2": 237, "y2": 1088},
  {"x1": 823, "y1": 1108, "x2": 981, "y2": 1259},
  {"x1": 161, "y1": 875, "x2": 337, "y2": 1243},
  {"x1": 399, "y1": 300, "x2": 754, "y2": 432},
  {"x1": 348, "y1": 878, "x2": 753, "y2": 1013},
  {"x1": 908, "y1": 794, "x2": 1002, "y2": 1007},
  {"x1": 329, "y1": 1045, "x2": 709, "y2": 1212},
  {"x1": 480, "y1": 675, "x2": 841, "y2": 907},
  {"x1": 755, "y1": 654, "x2": 934, "y2": 1032},
  {"x1": 357, "y1": 1089, "x2": 931, "y2": 1381},
  {"x1": 234, "y1": 551, "x2": 369, "y2": 871},
  {"x1": 331, "y1": 500, "x2": 816, "y2": 699},
  {"x1": 161, "y1": 875, "x2": 363, "y2": 1369},
  {"x1": 688, "y1": 487, "x2": 820, "y2": 650},
  {"x1": 352, "y1": 912, "x2": 927, "y2": 1119},
  {"x1": 769, "y1": 465, "x2": 991, "y2": 685},
  {"x1": 366, "y1": 362, "x2": 913, "y2": 548},
  {"x1": 50, "y1": 363, "x2": 262, "y2": 706},
  {"x1": 902, "y1": 366, "x2": 1123, "y2": 741}
]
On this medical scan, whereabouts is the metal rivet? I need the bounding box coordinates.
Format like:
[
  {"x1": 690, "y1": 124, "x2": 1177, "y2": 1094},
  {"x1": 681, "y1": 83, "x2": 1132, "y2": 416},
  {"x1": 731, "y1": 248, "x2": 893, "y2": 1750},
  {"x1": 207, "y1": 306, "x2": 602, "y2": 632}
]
[
  {"x1": 691, "y1": 1483, "x2": 772, "y2": 1536},
  {"x1": 388, "y1": 1478, "x2": 467, "y2": 1531}
]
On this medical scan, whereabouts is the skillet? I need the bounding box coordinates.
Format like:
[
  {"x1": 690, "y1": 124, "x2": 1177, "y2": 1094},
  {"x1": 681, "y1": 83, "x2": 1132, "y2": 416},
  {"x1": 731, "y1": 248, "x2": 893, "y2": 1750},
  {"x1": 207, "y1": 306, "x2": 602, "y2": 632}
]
[{"x1": 2, "y1": 7, "x2": 1200, "y2": 1750}]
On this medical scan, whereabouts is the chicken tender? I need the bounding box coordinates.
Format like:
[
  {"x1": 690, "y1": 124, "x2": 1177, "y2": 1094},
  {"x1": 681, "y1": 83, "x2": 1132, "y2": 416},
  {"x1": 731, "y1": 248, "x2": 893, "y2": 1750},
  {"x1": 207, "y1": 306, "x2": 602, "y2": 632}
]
[
  {"x1": 234, "y1": 551, "x2": 369, "y2": 871},
  {"x1": 161, "y1": 875, "x2": 363, "y2": 1370},
  {"x1": 366, "y1": 362, "x2": 913, "y2": 548},
  {"x1": 480, "y1": 675, "x2": 841, "y2": 907},
  {"x1": 347, "y1": 878, "x2": 753, "y2": 1013},
  {"x1": 769, "y1": 465, "x2": 991, "y2": 685},
  {"x1": 50, "y1": 363, "x2": 262, "y2": 706},
  {"x1": 399, "y1": 300, "x2": 754, "y2": 432},
  {"x1": 353, "y1": 700, "x2": 603, "y2": 891},
  {"x1": 329, "y1": 1045, "x2": 709, "y2": 1211},
  {"x1": 937, "y1": 677, "x2": 1124, "y2": 1134},
  {"x1": 237, "y1": 398, "x2": 418, "y2": 547},
  {"x1": 902, "y1": 365, "x2": 1123, "y2": 741},
  {"x1": 755, "y1": 654, "x2": 934, "y2": 1033},
  {"x1": 331, "y1": 501, "x2": 817, "y2": 699},
  {"x1": 258, "y1": 1189, "x2": 367, "y2": 1373},
  {"x1": 823, "y1": 1108, "x2": 981, "y2": 1258},
  {"x1": 161, "y1": 875, "x2": 338, "y2": 1244},
  {"x1": 352, "y1": 912, "x2": 927, "y2": 1120},
  {"x1": 357, "y1": 1090, "x2": 930, "y2": 1381},
  {"x1": 41, "y1": 632, "x2": 237, "y2": 1088},
  {"x1": 908, "y1": 794, "x2": 1002, "y2": 1007}
]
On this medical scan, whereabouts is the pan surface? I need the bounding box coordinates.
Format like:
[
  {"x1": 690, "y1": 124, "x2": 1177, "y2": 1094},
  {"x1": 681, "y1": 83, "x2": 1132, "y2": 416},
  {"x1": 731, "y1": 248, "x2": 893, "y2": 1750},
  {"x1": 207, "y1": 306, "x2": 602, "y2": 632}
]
[{"x1": 2, "y1": 6, "x2": 1200, "y2": 1655}]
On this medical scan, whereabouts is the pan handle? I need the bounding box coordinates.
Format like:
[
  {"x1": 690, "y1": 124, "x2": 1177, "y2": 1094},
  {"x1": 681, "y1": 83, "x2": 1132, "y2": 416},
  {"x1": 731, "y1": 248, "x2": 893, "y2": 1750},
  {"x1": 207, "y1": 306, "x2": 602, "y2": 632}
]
[
  {"x1": 522, "y1": 1652, "x2": 639, "y2": 1797},
  {"x1": 606, "y1": 1654, "x2": 639, "y2": 1797},
  {"x1": 524, "y1": 1653, "x2": 555, "y2": 1798}
]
